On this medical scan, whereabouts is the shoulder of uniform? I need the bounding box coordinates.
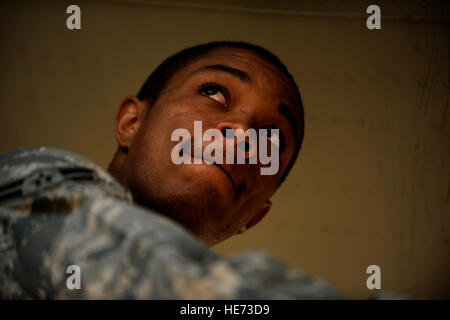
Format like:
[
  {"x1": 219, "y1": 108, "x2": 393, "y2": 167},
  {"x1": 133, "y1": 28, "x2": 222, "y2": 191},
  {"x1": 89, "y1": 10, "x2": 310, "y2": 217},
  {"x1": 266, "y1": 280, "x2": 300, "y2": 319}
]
[
  {"x1": 1, "y1": 146, "x2": 94, "y2": 166},
  {"x1": 0, "y1": 146, "x2": 131, "y2": 200}
]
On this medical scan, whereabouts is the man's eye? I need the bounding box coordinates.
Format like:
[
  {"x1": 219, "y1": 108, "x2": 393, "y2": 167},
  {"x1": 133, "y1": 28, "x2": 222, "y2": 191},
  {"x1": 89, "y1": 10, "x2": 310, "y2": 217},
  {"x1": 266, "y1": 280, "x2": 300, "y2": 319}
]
[
  {"x1": 199, "y1": 83, "x2": 228, "y2": 106},
  {"x1": 260, "y1": 128, "x2": 281, "y2": 149}
]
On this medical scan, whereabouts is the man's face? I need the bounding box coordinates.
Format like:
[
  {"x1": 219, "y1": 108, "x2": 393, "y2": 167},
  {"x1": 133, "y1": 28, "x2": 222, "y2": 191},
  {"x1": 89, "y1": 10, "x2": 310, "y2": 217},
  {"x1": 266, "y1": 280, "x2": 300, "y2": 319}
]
[{"x1": 119, "y1": 48, "x2": 301, "y2": 245}]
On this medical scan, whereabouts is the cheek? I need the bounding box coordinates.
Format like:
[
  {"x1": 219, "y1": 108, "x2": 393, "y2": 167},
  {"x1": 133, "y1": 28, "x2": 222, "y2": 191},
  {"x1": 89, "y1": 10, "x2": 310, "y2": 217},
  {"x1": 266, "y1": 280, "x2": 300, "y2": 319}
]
[
  {"x1": 231, "y1": 185, "x2": 275, "y2": 223},
  {"x1": 251, "y1": 172, "x2": 280, "y2": 196},
  {"x1": 235, "y1": 186, "x2": 273, "y2": 215}
]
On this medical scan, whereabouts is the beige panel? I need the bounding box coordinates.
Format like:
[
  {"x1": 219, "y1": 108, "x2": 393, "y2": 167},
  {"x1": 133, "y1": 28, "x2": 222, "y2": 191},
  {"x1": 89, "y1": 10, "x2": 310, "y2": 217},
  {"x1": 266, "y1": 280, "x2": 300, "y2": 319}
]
[{"x1": 0, "y1": 0, "x2": 449, "y2": 298}]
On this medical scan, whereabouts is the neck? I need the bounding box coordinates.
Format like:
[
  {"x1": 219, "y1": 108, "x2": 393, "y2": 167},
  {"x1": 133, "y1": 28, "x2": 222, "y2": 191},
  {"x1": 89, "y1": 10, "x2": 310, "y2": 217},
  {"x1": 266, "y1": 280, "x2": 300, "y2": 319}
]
[{"x1": 107, "y1": 148, "x2": 128, "y2": 188}]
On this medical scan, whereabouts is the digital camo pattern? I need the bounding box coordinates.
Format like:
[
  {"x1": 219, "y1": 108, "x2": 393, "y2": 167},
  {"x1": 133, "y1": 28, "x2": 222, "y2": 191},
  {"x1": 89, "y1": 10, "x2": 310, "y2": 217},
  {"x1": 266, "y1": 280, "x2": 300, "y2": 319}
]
[{"x1": 0, "y1": 147, "x2": 345, "y2": 299}]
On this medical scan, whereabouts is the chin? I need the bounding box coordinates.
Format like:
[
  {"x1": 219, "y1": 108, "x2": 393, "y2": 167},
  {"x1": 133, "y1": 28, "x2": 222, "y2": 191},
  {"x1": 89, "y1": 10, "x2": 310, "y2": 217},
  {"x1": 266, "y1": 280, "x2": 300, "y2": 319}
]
[
  {"x1": 176, "y1": 162, "x2": 235, "y2": 200},
  {"x1": 131, "y1": 162, "x2": 236, "y2": 236},
  {"x1": 162, "y1": 166, "x2": 235, "y2": 226}
]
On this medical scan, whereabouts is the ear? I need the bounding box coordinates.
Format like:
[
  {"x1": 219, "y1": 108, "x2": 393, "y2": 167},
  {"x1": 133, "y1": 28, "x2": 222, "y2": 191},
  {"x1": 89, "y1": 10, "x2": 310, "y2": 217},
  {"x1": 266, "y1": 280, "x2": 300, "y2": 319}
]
[
  {"x1": 235, "y1": 200, "x2": 272, "y2": 235},
  {"x1": 114, "y1": 96, "x2": 147, "y2": 149}
]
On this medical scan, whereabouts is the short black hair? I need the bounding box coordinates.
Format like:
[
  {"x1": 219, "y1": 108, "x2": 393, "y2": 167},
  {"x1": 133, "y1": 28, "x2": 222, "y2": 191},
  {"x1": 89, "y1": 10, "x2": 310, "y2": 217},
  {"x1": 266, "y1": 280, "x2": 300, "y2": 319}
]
[{"x1": 137, "y1": 41, "x2": 304, "y2": 185}]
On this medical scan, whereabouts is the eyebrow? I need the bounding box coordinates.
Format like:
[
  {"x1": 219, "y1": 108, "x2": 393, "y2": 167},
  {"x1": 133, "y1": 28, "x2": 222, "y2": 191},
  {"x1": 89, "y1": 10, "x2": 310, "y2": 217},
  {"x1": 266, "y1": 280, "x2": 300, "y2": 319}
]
[
  {"x1": 278, "y1": 103, "x2": 300, "y2": 149},
  {"x1": 194, "y1": 64, "x2": 251, "y2": 83}
]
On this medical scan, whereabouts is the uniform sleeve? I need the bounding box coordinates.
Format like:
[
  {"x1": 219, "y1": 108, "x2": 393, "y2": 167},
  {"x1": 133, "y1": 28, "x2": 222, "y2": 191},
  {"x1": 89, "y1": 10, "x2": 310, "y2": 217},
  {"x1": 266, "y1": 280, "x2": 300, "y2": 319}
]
[{"x1": 0, "y1": 148, "x2": 344, "y2": 299}]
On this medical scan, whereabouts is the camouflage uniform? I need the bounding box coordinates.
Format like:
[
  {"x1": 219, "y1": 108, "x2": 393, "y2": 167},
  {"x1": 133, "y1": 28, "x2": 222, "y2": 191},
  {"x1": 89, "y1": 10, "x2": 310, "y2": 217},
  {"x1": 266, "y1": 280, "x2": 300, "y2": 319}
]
[{"x1": 0, "y1": 147, "x2": 344, "y2": 299}]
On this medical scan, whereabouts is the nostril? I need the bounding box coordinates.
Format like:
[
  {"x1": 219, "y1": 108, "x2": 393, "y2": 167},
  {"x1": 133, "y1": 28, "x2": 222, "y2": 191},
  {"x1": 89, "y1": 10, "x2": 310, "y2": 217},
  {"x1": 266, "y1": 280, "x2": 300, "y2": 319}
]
[{"x1": 221, "y1": 127, "x2": 235, "y2": 139}]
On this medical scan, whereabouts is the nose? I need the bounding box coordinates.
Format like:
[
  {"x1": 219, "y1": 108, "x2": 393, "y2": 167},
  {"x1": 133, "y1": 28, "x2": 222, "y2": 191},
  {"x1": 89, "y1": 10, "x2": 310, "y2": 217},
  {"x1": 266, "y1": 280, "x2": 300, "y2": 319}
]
[{"x1": 216, "y1": 122, "x2": 257, "y2": 161}]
